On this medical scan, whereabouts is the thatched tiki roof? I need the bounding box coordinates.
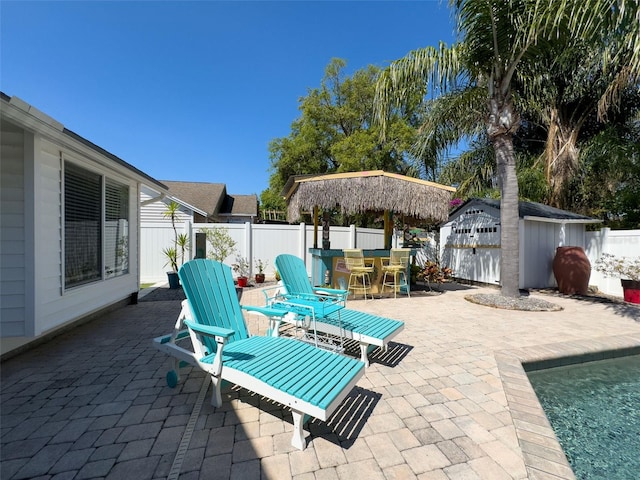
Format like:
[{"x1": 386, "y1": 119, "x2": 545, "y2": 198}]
[{"x1": 284, "y1": 170, "x2": 456, "y2": 224}]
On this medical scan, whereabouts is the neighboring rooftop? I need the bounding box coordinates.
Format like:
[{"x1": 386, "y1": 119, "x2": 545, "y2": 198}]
[{"x1": 161, "y1": 180, "x2": 258, "y2": 222}]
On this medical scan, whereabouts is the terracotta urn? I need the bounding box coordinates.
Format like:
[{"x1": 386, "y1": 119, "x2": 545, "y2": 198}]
[{"x1": 552, "y1": 246, "x2": 591, "y2": 295}]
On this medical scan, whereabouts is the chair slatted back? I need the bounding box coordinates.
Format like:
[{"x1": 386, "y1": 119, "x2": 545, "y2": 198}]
[
  {"x1": 343, "y1": 249, "x2": 366, "y2": 270},
  {"x1": 389, "y1": 248, "x2": 410, "y2": 267},
  {"x1": 275, "y1": 254, "x2": 315, "y2": 296},
  {"x1": 179, "y1": 260, "x2": 250, "y2": 353}
]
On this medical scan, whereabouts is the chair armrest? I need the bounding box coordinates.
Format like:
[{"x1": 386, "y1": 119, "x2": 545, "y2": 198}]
[
  {"x1": 280, "y1": 291, "x2": 345, "y2": 305},
  {"x1": 364, "y1": 257, "x2": 376, "y2": 267},
  {"x1": 183, "y1": 321, "x2": 233, "y2": 379},
  {"x1": 313, "y1": 287, "x2": 348, "y2": 301},
  {"x1": 262, "y1": 285, "x2": 286, "y2": 303},
  {"x1": 183, "y1": 320, "x2": 235, "y2": 339},
  {"x1": 241, "y1": 305, "x2": 291, "y2": 318},
  {"x1": 380, "y1": 257, "x2": 390, "y2": 267}
]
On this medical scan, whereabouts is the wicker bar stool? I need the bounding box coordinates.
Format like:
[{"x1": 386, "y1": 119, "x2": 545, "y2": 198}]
[
  {"x1": 343, "y1": 249, "x2": 374, "y2": 300},
  {"x1": 381, "y1": 248, "x2": 411, "y2": 298}
]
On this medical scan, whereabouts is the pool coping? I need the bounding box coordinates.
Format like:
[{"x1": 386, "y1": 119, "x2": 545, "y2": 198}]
[{"x1": 495, "y1": 334, "x2": 640, "y2": 480}]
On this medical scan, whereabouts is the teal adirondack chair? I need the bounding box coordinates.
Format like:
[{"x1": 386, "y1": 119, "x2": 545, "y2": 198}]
[
  {"x1": 153, "y1": 259, "x2": 364, "y2": 450},
  {"x1": 272, "y1": 254, "x2": 405, "y2": 367}
]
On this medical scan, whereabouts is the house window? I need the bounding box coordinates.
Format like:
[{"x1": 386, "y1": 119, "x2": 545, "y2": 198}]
[
  {"x1": 64, "y1": 162, "x2": 129, "y2": 288},
  {"x1": 105, "y1": 179, "x2": 129, "y2": 278}
]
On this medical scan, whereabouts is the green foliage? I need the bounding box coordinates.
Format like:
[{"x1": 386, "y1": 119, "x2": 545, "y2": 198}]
[
  {"x1": 162, "y1": 247, "x2": 178, "y2": 272},
  {"x1": 201, "y1": 227, "x2": 237, "y2": 262},
  {"x1": 567, "y1": 119, "x2": 640, "y2": 228},
  {"x1": 516, "y1": 156, "x2": 549, "y2": 203},
  {"x1": 264, "y1": 58, "x2": 421, "y2": 226},
  {"x1": 162, "y1": 201, "x2": 182, "y2": 271},
  {"x1": 176, "y1": 233, "x2": 190, "y2": 267},
  {"x1": 232, "y1": 256, "x2": 250, "y2": 278},
  {"x1": 255, "y1": 258, "x2": 268, "y2": 274},
  {"x1": 259, "y1": 187, "x2": 286, "y2": 213}
]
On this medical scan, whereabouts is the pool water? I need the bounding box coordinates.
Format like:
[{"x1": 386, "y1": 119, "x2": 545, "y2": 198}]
[{"x1": 527, "y1": 355, "x2": 640, "y2": 480}]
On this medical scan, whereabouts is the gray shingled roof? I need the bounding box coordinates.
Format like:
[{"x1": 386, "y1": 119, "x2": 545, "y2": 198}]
[
  {"x1": 455, "y1": 198, "x2": 599, "y2": 222},
  {"x1": 161, "y1": 181, "x2": 227, "y2": 217},
  {"x1": 162, "y1": 181, "x2": 258, "y2": 219},
  {"x1": 219, "y1": 194, "x2": 258, "y2": 216}
]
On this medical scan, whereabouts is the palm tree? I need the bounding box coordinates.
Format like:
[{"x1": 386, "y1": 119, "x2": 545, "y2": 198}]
[
  {"x1": 515, "y1": 15, "x2": 639, "y2": 209},
  {"x1": 375, "y1": 0, "x2": 638, "y2": 298}
]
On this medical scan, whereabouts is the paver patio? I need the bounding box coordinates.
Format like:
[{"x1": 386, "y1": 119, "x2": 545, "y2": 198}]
[{"x1": 1, "y1": 282, "x2": 638, "y2": 480}]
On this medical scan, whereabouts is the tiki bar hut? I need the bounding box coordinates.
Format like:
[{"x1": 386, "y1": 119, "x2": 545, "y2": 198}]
[{"x1": 283, "y1": 170, "x2": 456, "y2": 287}]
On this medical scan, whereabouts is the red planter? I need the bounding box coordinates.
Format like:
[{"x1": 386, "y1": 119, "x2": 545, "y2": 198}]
[
  {"x1": 552, "y1": 246, "x2": 591, "y2": 295},
  {"x1": 621, "y1": 279, "x2": 640, "y2": 304},
  {"x1": 237, "y1": 276, "x2": 248, "y2": 288}
]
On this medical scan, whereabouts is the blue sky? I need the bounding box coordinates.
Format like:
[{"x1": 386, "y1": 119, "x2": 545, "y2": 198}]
[{"x1": 1, "y1": 1, "x2": 456, "y2": 196}]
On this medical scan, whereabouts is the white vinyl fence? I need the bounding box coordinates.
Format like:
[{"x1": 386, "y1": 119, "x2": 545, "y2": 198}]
[
  {"x1": 140, "y1": 222, "x2": 390, "y2": 283},
  {"x1": 141, "y1": 222, "x2": 640, "y2": 299},
  {"x1": 585, "y1": 228, "x2": 640, "y2": 297}
]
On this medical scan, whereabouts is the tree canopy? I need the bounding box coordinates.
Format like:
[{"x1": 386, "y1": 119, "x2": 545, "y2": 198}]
[
  {"x1": 261, "y1": 58, "x2": 422, "y2": 218},
  {"x1": 374, "y1": 0, "x2": 639, "y2": 297}
]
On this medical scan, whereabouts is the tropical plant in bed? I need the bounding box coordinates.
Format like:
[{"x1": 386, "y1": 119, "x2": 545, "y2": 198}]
[{"x1": 417, "y1": 261, "x2": 453, "y2": 287}]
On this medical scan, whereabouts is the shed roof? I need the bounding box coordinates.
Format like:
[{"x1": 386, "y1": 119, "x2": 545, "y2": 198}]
[
  {"x1": 451, "y1": 198, "x2": 600, "y2": 224},
  {"x1": 284, "y1": 170, "x2": 456, "y2": 223}
]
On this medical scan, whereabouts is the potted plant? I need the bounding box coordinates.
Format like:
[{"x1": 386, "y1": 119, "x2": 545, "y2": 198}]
[
  {"x1": 163, "y1": 201, "x2": 182, "y2": 289},
  {"x1": 255, "y1": 259, "x2": 268, "y2": 283},
  {"x1": 594, "y1": 253, "x2": 640, "y2": 304},
  {"x1": 232, "y1": 256, "x2": 250, "y2": 288}
]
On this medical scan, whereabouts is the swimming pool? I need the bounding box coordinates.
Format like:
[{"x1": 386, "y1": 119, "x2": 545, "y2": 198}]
[{"x1": 527, "y1": 355, "x2": 640, "y2": 480}]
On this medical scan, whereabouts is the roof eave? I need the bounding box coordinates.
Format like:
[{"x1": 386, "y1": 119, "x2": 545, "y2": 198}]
[{"x1": 523, "y1": 216, "x2": 601, "y2": 224}]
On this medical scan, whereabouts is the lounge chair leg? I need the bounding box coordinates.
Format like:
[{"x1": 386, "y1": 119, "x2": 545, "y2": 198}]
[
  {"x1": 268, "y1": 318, "x2": 282, "y2": 337},
  {"x1": 291, "y1": 410, "x2": 308, "y2": 450},
  {"x1": 359, "y1": 343, "x2": 370, "y2": 368},
  {"x1": 210, "y1": 376, "x2": 223, "y2": 407}
]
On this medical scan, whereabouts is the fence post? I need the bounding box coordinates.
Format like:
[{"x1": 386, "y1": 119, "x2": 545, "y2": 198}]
[
  {"x1": 183, "y1": 221, "x2": 193, "y2": 261},
  {"x1": 244, "y1": 222, "x2": 252, "y2": 276},
  {"x1": 349, "y1": 224, "x2": 356, "y2": 248},
  {"x1": 299, "y1": 223, "x2": 306, "y2": 262}
]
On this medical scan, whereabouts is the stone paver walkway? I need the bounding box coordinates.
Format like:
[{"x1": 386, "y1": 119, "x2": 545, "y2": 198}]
[{"x1": 1, "y1": 282, "x2": 639, "y2": 480}]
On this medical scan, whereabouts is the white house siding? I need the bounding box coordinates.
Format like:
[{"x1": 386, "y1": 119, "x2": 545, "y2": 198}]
[
  {"x1": 30, "y1": 139, "x2": 140, "y2": 335},
  {"x1": 1, "y1": 121, "x2": 27, "y2": 336},
  {"x1": 36, "y1": 138, "x2": 64, "y2": 328},
  {"x1": 140, "y1": 191, "x2": 193, "y2": 223}
]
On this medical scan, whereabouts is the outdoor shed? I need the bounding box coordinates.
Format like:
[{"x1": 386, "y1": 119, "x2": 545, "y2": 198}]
[
  {"x1": 439, "y1": 198, "x2": 600, "y2": 289},
  {"x1": 1, "y1": 93, "x2": 168, "y2": 358}
]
